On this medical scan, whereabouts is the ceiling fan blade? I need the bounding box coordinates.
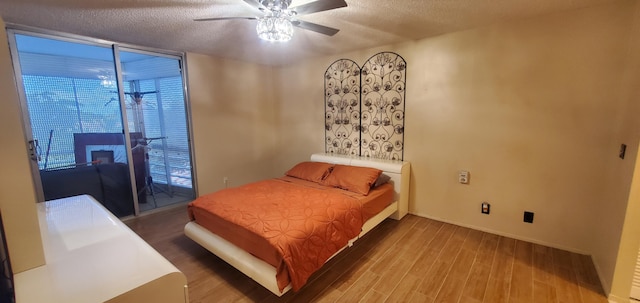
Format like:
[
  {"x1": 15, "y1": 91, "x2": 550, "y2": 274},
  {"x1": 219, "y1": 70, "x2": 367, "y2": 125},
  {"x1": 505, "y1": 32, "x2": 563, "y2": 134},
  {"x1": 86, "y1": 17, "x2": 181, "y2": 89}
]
[
  {"x1": 194, "y1": 16, "x2": 257, "y2": 21},
  {"x1": 290, "y1": 0, "x2": 347, "y2": 15},
  {"x1": 292, "y1": 20, "x2": 339, "y2": 36}
]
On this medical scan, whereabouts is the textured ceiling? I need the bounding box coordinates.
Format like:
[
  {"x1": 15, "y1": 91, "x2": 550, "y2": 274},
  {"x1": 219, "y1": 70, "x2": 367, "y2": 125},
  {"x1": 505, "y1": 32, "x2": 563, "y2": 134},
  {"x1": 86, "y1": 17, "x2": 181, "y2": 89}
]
[{"x1": 0, "y1": 0, "x2": 620, "y2": 66}]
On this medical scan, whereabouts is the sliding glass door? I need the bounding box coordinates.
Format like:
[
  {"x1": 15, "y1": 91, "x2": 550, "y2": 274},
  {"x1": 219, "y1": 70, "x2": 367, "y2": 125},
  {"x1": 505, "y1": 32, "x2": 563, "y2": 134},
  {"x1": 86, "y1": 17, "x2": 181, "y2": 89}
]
[
  {"x1": 119, "y1": 49, "x2": 195, "y2": 211},
  {"x1": 8, "y1": 30, "x2": 195, "y2": 216}
]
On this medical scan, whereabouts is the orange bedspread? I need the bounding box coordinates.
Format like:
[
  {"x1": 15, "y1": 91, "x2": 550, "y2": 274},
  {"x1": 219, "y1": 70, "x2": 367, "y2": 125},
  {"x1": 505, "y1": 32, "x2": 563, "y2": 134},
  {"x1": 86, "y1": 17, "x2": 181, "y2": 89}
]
[{"x1": 188, "y1": 177, "x2": 393, "y2": 292}]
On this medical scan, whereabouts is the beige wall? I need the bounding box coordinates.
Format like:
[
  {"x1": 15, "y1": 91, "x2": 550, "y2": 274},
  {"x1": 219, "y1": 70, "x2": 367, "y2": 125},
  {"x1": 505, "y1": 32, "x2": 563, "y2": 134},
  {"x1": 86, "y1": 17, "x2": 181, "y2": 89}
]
[
  {"x1": 186, "y1": 53, "x2": 282, "y2": 195},
  {"x1": 271, "y1": 63, "x2": 328, "y2": 169},
  {"x1": 272, "y1": 0, "x2": 640, "y2": 295},
  {"x1": 606, "y1": 1, "x2": 640, "y2": 300},
  {"x1": 0, "y1": 18, "x2": 45, "y2": 272},
  {"x1": 610, "y1": 146, "x2": 640, "y2": 302},
  {"x1": 2, "y1": 0, "x2": 640, "y2": 298}
]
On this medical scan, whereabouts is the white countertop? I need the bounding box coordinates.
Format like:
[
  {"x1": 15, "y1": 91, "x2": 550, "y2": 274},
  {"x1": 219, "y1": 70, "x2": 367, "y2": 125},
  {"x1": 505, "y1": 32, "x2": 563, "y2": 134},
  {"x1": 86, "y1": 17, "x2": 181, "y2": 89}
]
[{"x1": 14, "y1": 195, "x2": 185, "y2": 303}]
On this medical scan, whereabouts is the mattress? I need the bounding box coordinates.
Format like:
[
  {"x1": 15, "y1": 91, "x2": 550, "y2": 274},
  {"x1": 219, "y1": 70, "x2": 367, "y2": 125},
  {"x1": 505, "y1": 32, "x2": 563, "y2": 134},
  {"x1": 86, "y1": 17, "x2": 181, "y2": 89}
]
[{"x1": 187, "y1": 176, "x2": 394, "y2": 291}]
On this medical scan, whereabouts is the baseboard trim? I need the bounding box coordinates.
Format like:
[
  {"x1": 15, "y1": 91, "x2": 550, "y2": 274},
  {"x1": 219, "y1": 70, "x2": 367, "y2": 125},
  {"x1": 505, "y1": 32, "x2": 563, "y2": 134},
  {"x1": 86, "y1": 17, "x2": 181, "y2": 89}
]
[
  {"x1": 609, "y1": 293, "x2": 631, "y2": 303},
  {"x1": 409, "y1": 211, "x2": 590, "y2": 255}
]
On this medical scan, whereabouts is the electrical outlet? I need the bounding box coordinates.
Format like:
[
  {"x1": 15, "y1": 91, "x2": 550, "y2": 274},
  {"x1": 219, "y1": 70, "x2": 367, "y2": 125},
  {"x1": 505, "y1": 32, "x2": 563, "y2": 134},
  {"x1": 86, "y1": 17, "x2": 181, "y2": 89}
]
[
  {"x1": 223, "y1": 177, "x2": 229, "y2": 188},
  {"x1": 458, "y1": 171, "x2": 469, "y2": 184},
  {"x1": 524, "y1": 211, "x2": 534, "y2": 223},
  {"x1": 481, "y1": 202, "x2": 490, "y2": 214}
]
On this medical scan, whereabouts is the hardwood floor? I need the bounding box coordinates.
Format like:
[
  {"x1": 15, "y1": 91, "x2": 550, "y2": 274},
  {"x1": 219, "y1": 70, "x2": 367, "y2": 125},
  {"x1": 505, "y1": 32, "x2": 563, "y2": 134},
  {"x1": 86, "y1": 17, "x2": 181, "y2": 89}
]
[{"x1": 124, "y1": 205, "x2": 609, "y2": 303}]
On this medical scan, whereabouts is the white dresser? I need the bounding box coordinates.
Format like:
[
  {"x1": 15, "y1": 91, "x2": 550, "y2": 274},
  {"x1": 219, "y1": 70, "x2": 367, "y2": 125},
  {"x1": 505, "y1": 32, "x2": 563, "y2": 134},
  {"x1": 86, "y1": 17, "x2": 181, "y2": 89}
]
[{"x1": 13, "y1": 195, "x2": 188, "y2": 303}]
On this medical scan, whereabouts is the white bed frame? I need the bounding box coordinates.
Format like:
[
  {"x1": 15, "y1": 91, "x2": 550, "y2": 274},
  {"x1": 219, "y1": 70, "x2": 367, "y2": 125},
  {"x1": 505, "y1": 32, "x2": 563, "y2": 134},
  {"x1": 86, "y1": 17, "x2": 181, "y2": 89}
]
[{"x1": 184, "y1": 153, "x2": 410, "y2": 296}]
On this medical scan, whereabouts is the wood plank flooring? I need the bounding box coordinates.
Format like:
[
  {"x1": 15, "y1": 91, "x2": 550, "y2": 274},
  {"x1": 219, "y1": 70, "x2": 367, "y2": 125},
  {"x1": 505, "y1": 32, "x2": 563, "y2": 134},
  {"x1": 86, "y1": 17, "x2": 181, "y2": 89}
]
[{"x1": 124, "y1": 205, "x2": 608, "y2": 303}]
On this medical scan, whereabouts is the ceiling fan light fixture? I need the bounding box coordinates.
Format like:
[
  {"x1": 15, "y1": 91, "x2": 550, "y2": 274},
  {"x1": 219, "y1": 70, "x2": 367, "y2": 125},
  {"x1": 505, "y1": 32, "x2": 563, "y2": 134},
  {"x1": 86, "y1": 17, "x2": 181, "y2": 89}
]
[
  {"x1": 256, "y1": 15, "x2": 293, "y2": 42},
  {"x1": 260, "y1": 0, "x2": 293, "y2": 11}
]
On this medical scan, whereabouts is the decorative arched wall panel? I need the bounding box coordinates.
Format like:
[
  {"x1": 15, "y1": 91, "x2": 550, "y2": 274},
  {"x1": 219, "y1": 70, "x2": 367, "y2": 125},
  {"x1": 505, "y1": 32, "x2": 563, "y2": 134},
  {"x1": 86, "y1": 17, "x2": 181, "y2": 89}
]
[
  {"x1": 324, "y1": 52, "x2": 406, "y2": 160},
  {"x1": 324, "y1": 59, "x2": 361, "y2": 156},
  {"x1": 361, "y1": 52, "x2": 406, "y2": 160}
]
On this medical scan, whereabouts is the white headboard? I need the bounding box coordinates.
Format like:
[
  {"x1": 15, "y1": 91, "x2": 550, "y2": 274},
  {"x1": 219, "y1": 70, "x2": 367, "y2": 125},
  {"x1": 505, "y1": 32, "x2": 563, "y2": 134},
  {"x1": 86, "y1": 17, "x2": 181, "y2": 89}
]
[{"x1": 310, "y1": 153, "x2": 410, "y2": 220}]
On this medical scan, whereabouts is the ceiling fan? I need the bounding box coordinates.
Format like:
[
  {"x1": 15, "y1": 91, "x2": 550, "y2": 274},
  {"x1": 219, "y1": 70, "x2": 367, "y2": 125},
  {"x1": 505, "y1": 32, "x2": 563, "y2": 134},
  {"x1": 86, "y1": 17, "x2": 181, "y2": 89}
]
[{"x1": 195, "y1": 0, "x2": 347, "y2": 42}]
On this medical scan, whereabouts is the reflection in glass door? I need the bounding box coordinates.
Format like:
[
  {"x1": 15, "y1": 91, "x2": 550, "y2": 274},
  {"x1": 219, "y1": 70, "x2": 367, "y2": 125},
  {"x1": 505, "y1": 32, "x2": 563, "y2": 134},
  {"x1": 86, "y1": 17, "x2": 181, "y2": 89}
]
[
  {"x1": 119, "y1": 49, "x2": 195, "y2": 212},
  {"x1": 10, "y1": 33, "x2": 135, "y2": 217},
  {"x1": 9, "y1": 30, "x2": 196, "y2": 216}
]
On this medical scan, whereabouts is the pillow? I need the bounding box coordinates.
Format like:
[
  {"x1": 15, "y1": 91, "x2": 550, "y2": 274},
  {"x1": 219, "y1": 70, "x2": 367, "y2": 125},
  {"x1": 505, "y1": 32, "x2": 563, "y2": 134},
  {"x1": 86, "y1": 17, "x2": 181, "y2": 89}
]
[
  {"x1": 322, "y1": 164, "x2": 382, "y2": 195},
  {"x1": 372, "y1": 173, "x2": 391, "y2": 188},
  {"x1": 285, "y1": 161, "x2": 334, "y2": 183}
]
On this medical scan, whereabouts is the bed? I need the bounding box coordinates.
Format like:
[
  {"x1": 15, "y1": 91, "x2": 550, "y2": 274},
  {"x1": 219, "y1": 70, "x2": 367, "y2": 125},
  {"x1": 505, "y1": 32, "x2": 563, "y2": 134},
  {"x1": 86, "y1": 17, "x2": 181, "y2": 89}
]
[{"x1": 184, "y1": 153, "x2": 410, "y2": 296}]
